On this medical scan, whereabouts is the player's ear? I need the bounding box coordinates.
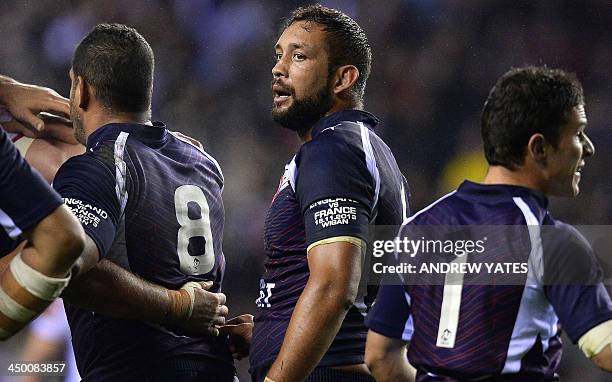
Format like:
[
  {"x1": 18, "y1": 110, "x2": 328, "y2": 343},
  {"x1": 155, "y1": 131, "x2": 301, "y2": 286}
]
[
  {"x1": 76, "y1": 75, "x2": 90, "y2": 111},
  {"x1": 527, "y1": 133, "x2": 548, "y2": 164},
  {"x1": 331, "y1": 65, "x2": 359, "y2": 96}
]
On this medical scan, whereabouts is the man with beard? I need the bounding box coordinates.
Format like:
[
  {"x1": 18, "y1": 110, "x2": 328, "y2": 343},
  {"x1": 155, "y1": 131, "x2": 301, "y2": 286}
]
[
  {"x1": 46, "y1": 24, "x2": 251, "y2": 381},
  {"x1": 249, "y1": 5, "x2": 410, "y2": 382}
]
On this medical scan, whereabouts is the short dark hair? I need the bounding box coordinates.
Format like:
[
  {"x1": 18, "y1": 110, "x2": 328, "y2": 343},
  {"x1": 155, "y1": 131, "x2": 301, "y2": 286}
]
[
  {"x1": 72, "y1": 23, "x2": 154, "y2": 114},
  {"x1": 481, "y1": 66, "x2": 584, "y2": 168},
  {"x1": 282, "y1": 4, "x2": 371, "y2": 106}
]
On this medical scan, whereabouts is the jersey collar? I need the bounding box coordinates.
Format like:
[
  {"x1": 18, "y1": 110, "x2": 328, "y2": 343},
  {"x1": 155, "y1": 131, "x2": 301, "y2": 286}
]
[
  {"x1": 311, "y1": 109, "x2": 379, "y2": 138},
  {"x1": 457, "y1": 180, "x2": 549, "y2": 210},
  {"x1": 87, "y1": 121, "x2": 167, "y2": 149}
]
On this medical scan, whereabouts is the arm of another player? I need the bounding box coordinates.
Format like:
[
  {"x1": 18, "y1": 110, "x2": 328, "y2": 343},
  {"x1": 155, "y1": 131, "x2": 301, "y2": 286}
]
[
  {"x1": 63, "y1": 240, "x2": 227, "y2": 336},
  {"x1": 266, "y1": 241, "x2": 362, "y2": 381},
  {"x1": 0, "y1": 75, "x2": 69, "y2": 131},
  {"x1": 0, "y1": 207, "x2": 84, "y2": 341},
  {"x1": 0, "y1": 130, "x2": 84, "y2": 340},
  {"x1": 2, "y1": 110, "x2": 79, "y2": 147},
  {"x1": 219, "y1": 313, "x2": 255, "y2": 359},
  {"x1": 365, "y1": 331, "x2": 415, "y2": 382},
  {"x1": 364, "y1": 281, "x2": 417, "y2": 382}
]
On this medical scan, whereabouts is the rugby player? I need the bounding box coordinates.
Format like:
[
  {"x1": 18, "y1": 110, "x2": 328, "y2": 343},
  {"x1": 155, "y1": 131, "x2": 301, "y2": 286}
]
[
  {"x1": 44, "y1": 24, "x2": 239, "y2": 381},
  {"x1": 0, "y1": 76, "x2": 85, "y2": 341},
  {"x1": 250, "y1": 5, "x2": 410, "y2": 382},
  {"x1": 364, "y1": 66, "x2": 612, "y2": 381},
  {"x1": 2, "y1": 90, "x2": 254, "y2": 377}
]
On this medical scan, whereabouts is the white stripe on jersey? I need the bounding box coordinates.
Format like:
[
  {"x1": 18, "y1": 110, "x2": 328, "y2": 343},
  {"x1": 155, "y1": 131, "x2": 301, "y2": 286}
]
[
  {"x1": 501, "y1": 197, "x2": 559, "y2": 374},
  {"x1": 402, "y1": 291, "x2": 414, "y2": 341},
  {"x1": 0, "y1": 208, "x2": 22, "y2": 239},
  {"x1": 358, "y1": 122, "x2": 380, "y2": 212},
  {"x1": 114, "y1": 132, "x2": 129, "y2": 215},
  {"x1": 286, "y1": 155, "x2": 297, "y2": 193}
]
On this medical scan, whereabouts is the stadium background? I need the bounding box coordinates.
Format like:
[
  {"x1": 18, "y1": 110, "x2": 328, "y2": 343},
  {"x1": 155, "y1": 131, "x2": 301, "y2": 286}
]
[{"x1": 1, "y1": 0, "x2": 611, "y2": 381}]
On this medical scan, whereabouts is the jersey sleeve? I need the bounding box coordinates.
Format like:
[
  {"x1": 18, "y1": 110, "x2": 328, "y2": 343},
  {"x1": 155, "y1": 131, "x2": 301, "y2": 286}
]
[
  {"x1": 53, "y1": 152, "x2": 122, "y2": 258},
  {"x1": 543, "y1": 223, "x2": 612, "y2": 343},
  {"x1": 0, "y1": 128, "x2": 62, "y2": 254},
  {"x1": 366, "y1": 284, "x2": 413, "y2": 341},
  {"x1": 296, "y1": 133, "x2": 374, "y2": 251}
]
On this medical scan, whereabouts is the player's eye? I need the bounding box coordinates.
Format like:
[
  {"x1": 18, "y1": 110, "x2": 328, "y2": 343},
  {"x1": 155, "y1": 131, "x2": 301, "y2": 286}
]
[
  {"x1": 293, "y1": 52, "x2": 306, "y2": 61},
  {"x1": 275, "y1": 53, "x2": 282, "y2": 61}
]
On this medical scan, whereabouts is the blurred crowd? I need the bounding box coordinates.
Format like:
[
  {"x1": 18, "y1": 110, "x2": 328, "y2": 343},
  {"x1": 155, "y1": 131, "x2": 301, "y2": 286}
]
[{"x1": 1, "y1": 1, "x2": 611, "y2": 380}]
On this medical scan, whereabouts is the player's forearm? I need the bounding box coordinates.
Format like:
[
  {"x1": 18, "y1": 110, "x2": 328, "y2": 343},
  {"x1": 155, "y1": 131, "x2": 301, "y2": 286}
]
[
  {"x1": 366, "y1": 348, "x2": 414, "y2": 382},
  {"x1": 62, "y1": 258, "x2": 173, "y2": 323},
  {"x1": 22, "y1": 205, "x2": 85, "y2": 278},
  {"x1": 267, "y1": 278, "x2": 355, "y2": 381}
]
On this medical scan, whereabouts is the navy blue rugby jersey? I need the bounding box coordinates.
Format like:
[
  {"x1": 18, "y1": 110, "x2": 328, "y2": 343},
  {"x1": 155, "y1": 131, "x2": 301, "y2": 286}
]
[
  {"x1": 367, "y1": 181, "x2": 612, "y2": 381},
  {"x1": 250, "y1": 110, "x2": 410, "y2": 370},
  {"x1": 53, "y1": 122, "x2": 230, "y2": 381},
  {"x1": 0, "y1": 127, "x2": 62, "y2": 255}
]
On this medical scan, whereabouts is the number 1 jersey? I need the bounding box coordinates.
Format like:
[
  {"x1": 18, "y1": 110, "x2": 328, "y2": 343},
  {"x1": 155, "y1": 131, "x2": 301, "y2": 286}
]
[
  {"x1": 366, "y1": 181, "x2": 612, "y2": 381},
  {"x1": 53, "y1": 122, "x2": 229, "y2": 380}
]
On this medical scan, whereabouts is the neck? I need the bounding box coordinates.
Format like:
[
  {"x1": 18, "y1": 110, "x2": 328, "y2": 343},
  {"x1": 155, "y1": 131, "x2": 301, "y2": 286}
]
[
  {"x1": 83, "y1": 109, "x2": 150, "y2": 141},
  {"x1": 297, "y1": 100, "x2": 360, "y2": 144},
  {"x1": 482, "y1": 165, "x2": 546, "y2": 193}
]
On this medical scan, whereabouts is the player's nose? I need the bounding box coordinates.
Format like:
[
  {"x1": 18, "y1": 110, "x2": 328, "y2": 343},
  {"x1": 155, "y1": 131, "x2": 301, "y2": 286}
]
[{"x1": 272, "y1": 57, "x2": 288, "y2": 79}]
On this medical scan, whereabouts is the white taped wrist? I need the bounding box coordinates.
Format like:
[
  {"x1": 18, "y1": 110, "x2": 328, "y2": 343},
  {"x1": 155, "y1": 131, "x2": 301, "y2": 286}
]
[
  {"x1": 0, "y1": 286, "x2": 36, "y2": 321},
  {"x1": 10, "y1": 254, "x2": 71, "y2": 301},
  {"x1": 180, "y1": 281, "x2": 203, "y2": 320},
  {"x1": 579, "y1": 319, "x2": 612, "y2": 358}
]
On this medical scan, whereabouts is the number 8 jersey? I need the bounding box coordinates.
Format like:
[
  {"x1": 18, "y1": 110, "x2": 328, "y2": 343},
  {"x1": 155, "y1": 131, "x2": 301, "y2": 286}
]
[{"x1": 53, "y1": 122, "x2": 229, "y2": 380}]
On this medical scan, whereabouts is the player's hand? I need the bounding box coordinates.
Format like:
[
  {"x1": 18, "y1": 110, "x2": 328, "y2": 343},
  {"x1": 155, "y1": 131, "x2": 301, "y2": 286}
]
[
  {"x1": 38, "y1": 113, "x2": 78, "y2": 144},
  {"x1": 219, "y1": 314, "x2": 254, "y2": 359},
  {"x1": 0, "y1": 79, "x2": 70, "y2": 132},
  {"x1": 166, "y1": 281, "x2": 228, "y2": 336},
  {"x1": 2, "y1": 113, "x2": 77, "y2": 145},
  {"x1": 189, "y1": 281, "x2": 228, "y2": 335}
]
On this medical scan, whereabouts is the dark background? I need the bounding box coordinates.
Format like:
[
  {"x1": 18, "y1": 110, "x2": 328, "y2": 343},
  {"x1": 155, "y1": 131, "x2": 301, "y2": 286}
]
[{"x1": 1, "y1": 1, "x2": 611, "y2": 381}]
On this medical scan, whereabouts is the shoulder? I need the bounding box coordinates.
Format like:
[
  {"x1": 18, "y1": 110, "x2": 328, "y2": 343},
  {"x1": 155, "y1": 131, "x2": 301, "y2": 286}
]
[
  {"x1": 402, "y1": 191, "x2": 459, "y2": 227},
  {"x1": 297, "y1": 125, "x2": 366, "y2": 170},
  {"x1": 542, "y1": 221, "x2": 600, "y2": 284},
  {"x1": 168, "y1": 132, "x2": 224, "y2": 182},
  {"x1": 54, "y1": 149, "x2": 115, "y2": 189},
  {"x1": 544, "y1": 221, "x2": 591, "y2": 253},
  {"x1": 200, "y1": 147, "x2": 224, "y2": 183}
]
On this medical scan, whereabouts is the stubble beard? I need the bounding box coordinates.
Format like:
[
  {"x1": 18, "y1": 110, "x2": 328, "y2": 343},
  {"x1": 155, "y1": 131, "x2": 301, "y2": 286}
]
[{"x1": 70, "y1": 102, "x2": 86, "y2": 146}]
